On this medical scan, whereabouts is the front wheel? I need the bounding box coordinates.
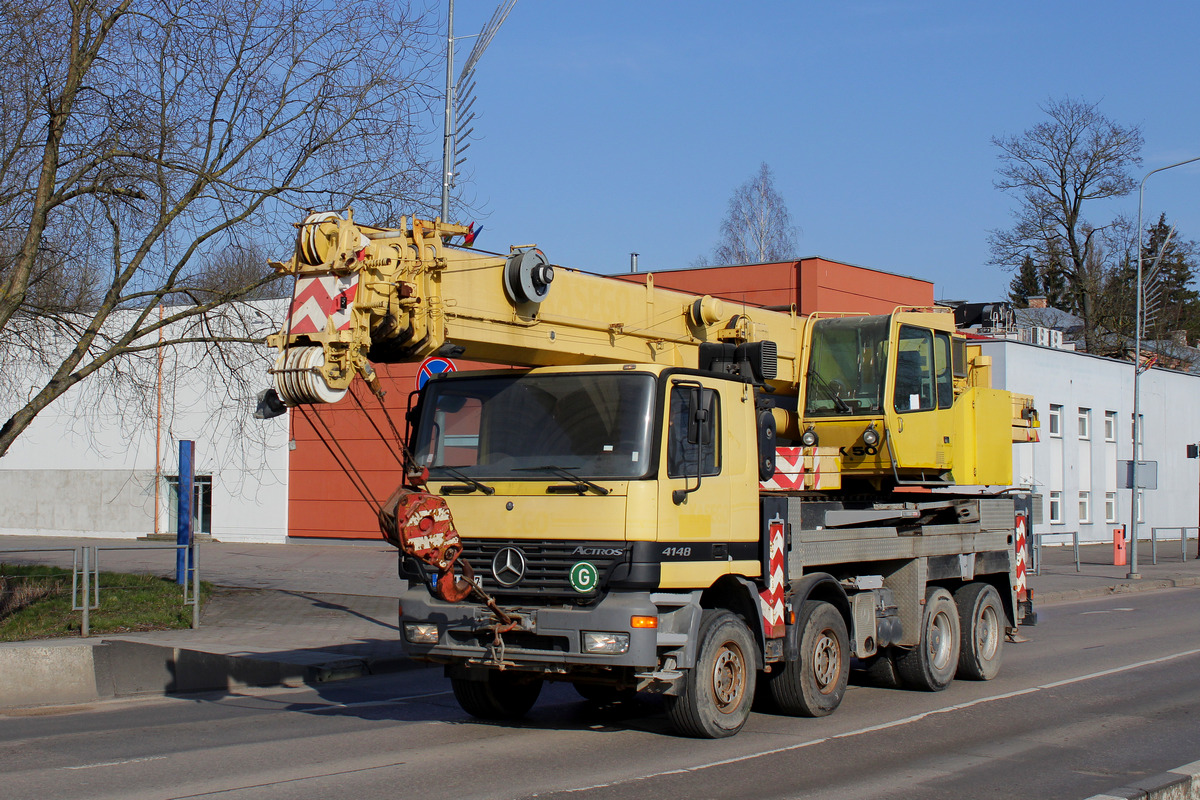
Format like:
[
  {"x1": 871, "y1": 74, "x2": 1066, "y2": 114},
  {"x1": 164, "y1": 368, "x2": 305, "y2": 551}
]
[
  {"x1": 451, "y1": 671, "x2": 543, "y2": 720},
  {"x1": 895, "y1": 586, "x2": 960, "y2": 692},
  {"x1": 769, "y1": 600, "x2": 849, "y2": 716},
  {"x1": 666, "y1": 610, "x2": 758, "y2": 738}
]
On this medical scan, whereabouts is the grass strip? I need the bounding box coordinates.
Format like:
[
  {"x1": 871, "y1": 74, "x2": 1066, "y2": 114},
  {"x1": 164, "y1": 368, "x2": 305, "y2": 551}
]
[{"x1": 0, "y1": 564, "x2": 211, "y2": 642}]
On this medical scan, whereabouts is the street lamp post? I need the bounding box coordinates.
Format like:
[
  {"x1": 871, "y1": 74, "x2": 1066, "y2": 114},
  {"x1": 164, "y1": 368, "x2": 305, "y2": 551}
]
[{"x1": 1128, "y1": 154, "x2": 1200, "y2": 579}]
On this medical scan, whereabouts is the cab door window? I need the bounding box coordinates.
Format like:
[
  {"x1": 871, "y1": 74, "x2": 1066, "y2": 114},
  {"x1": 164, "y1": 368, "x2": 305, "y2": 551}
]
[
  {"x1": 934, "y1": 332, "x2": 954, "y2": 409},
  {"x1": 893, "y1": 326, "x2": 935, "y2": 413},
  {"x1": 667, "y1": 385, "x2": 720, "y2": 478}
]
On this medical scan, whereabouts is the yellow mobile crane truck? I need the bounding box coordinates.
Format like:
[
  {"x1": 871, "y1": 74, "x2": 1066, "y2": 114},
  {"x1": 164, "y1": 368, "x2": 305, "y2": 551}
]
[{"x1": 262, "y1": 212, "x2": 1037, "y2": 738}]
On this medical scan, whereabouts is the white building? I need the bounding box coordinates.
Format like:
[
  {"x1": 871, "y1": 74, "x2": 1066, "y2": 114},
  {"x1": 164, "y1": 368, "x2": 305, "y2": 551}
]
[
  {"x1": 980, "y1": 337, "x2": 1200, "y2": 546},
  {"x1": 0, "y1": 302, "x2": 291, "y2": 544}
]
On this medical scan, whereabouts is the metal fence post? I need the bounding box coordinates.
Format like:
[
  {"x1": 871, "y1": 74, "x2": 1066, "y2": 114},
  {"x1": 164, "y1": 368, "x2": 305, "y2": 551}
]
[
  {"x1": 80, "y1": 547, "x2": 89, "y2": 638},
  {"x1": 1073, "y1": 531, "x2": 1080, "y2": 572},
  {"x1": 192, "y1": 544, "x2": 200, "y2": 629}
]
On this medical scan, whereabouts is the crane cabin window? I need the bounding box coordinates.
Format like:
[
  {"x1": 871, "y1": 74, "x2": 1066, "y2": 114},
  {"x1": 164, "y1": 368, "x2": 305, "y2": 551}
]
[
  {"x1": 804, "y1": 316, "x2": 890, "y2": 417},
  {"x1": 893, "y1": 325, "x2": 936, "y2": 413}
]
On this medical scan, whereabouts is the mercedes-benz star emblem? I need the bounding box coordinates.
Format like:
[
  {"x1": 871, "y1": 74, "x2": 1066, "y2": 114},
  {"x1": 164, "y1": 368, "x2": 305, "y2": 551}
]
[{"x1": 492, "y1": 546, "x2": 527, "y2": 587}]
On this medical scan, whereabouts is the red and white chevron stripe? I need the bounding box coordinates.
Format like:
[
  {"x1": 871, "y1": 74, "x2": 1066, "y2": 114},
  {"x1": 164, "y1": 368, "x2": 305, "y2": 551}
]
[
  {"x1": 761, "y1": 447, "x2": 819, "y2": 491},
  {"x1": 1014, "y1": 514, "x2": 1028, "y2": 596},
  {"x1": 759, "y1": 518, "x2": 787, "y2": 638},
  {"x1": 287, "y1": 274, "x2": 359, "y2": 335}
]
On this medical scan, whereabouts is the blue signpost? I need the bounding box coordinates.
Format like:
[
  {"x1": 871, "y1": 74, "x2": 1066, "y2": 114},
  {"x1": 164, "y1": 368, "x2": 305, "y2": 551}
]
[{"x1": 176, "y1": 440, "x2": 194, "y2": 585}]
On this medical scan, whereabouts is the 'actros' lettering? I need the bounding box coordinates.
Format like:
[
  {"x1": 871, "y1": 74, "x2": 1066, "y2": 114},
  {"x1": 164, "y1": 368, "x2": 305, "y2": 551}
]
[{"x1": 571, "y1": 546, "x2": 624, "y2": 557}]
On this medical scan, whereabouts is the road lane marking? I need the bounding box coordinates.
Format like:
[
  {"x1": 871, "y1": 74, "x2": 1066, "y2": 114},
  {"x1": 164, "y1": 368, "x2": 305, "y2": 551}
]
[
  {"x1": 1081, "y1": 608, "x2": 1135, "y2": 614},
  {"x1": 64, "y1": 756, "x2": 169, "y2": 771},
  {"x1": 553, "y1": 645, "x2": 1200, "y2": 794}
]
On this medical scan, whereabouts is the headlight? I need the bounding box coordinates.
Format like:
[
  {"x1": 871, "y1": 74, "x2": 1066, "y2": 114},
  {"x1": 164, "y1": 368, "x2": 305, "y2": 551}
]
[
  {"x1": 582, "y1": 631, "x2": 630, "y2": 654},
  {"x1": 404, "y1": 623, "x2": 439, "y2": 644},
  {"x1": 862, "y1": 423, "x2": 880, "y2": 447}
]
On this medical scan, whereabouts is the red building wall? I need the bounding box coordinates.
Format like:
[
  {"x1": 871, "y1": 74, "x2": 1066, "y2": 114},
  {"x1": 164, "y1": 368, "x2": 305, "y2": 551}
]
[
  {"x1": 614, "y1": 257, "x2": 933, "y2": 315},
  {"x1": 287, "y1": 257, "x2": 933, "y2": 539}
]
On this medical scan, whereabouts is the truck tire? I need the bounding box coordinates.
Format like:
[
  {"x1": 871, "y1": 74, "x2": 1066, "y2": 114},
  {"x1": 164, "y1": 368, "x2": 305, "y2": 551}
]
[
  {"x1": 769, "y1": 600, "x2": 848, "y2": 717},
  {"x1": 665, "y1": 610, "x2": 758, "y2": 738},
  {"x1": 451, "y1": 671, "x2": 543, "y2": 720},
  {"x1": 955, "y1": 582, "x2": 1004, "y2": 681},
  {"x1": 861, "y1": 650, "x2": 902, "y2": 689},
  {"x1": 895, "y1": 586, "x2": 960, "y2": 692}
]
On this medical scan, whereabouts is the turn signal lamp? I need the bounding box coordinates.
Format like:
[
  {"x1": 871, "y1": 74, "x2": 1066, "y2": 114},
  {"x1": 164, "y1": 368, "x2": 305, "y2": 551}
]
[{"x1": 630, "y1": 616, "x2": 658, "y2": 629}]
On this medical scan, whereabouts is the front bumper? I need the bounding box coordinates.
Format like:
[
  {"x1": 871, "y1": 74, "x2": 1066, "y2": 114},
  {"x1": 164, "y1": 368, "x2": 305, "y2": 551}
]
[{"x1": 399, "y1": 588, "x2": 666, "y2": 669}]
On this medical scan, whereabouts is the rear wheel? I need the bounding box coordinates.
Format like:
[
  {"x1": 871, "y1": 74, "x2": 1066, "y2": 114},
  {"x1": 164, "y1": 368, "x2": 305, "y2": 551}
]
[
  {"x1": 955, "y1": 582, "x2": 1004, "y2": 680},
  {"x1": 896, "y1": 587, "x2": 960, "y2": 691},
  {"x1": 769, "y1": 601, "x2": 849, "y2": 716},
  {"x1": 451, "y1": 671, "x2": 543, "y2": 720},
  {"x1": 666, "y1": 610, "x2": 758, "y2": 738}
]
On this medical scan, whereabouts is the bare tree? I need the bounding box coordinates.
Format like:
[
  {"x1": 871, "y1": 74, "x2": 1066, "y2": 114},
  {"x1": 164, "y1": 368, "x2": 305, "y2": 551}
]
[
  {"x1": 703, "y1": 162, "x2": 799, "y2": 265},
  {"x1": 0, "y1": 0, "x2": 441, "y2": 458},
  {"x1": 989, "y1": 97, "x2": 1143, "y2": 352}
]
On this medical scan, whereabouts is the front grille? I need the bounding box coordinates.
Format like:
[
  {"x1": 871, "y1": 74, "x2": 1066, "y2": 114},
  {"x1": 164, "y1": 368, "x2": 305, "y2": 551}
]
[{"x1": 458, "y1": 539, "x2": 630, "y2": 602}]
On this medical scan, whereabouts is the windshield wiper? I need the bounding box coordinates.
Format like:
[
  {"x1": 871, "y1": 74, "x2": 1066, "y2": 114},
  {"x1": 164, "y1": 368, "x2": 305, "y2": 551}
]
[
  {"x1": 432, "y1": 465, "x2": 495, "y2": 495},
  {"x1": 515, "y1": 465, "x2": 610, "y2": 496},
  {"x1": 809, "y1": 368, "x2": 853, "y2": 414}
]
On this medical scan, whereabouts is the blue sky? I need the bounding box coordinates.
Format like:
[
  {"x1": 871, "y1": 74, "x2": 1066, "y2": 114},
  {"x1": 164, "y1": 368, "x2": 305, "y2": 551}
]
[{"x1": 446, "y1": 1, "x2": 1200, "y2": 304}]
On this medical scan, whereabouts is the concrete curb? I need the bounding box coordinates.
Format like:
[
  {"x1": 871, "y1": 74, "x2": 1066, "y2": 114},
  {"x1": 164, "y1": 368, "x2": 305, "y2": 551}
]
[
  {"x1": 1033, "y1": 576, "x2": 1200, "y2": 605},
  {"x1": 0, "y1": 638, "x2": 419, "y2": 710},
  {"x1": 1085, "y1": 759, "x2": 1200, "y2": 799}
]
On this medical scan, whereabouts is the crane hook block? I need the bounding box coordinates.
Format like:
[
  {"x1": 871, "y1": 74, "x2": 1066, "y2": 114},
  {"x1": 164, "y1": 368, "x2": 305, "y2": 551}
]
[{"x1": 503, "y1": 249, "x2": 554, "y2": 305}]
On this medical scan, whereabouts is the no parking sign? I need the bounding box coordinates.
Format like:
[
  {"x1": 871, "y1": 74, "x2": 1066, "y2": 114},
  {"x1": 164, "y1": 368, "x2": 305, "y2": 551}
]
[{"x1": 416, "y1": 356, "x2": 457, "y2": 390}]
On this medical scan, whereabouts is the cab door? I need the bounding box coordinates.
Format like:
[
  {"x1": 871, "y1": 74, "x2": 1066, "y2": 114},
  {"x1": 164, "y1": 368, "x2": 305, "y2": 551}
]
[
  {"x1": 887, "y1": 325, "x2": 955, "y2": 478},
  {"x1": 655, "y1": 377, "x2": 760, "y2": 588}
]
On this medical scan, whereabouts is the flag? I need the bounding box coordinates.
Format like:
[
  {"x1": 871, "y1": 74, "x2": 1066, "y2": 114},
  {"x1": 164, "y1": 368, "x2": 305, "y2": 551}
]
[{"x1": 464, "y1": 222, "x2": 481, "y2": 247}]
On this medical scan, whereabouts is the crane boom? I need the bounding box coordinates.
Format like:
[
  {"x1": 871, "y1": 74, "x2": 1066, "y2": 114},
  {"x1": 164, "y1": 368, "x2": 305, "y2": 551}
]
[{"x1": 265, "y1": 211, "x2": 1035, "y2": 488}]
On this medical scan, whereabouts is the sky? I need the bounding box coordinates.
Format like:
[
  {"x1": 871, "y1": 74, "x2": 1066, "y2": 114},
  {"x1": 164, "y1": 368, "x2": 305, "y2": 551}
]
[{"x1": 444, "y1": 1, "x2": 1200, "y2": 304}]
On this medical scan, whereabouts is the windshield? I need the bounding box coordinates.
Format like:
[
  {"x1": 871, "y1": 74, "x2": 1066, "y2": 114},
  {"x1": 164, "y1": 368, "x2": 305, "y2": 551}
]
[
  {"x1": 412, "y1": 372, "x2": 657, "y2": 480},
  {"x1": 804, "y1": 316, "x2": 890, "y2": 417}
]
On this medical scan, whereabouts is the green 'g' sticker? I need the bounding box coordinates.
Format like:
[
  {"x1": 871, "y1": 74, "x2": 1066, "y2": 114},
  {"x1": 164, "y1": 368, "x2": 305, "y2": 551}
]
[{"x1": 569, "y1": 561, "x2": 599, "y2": 593}]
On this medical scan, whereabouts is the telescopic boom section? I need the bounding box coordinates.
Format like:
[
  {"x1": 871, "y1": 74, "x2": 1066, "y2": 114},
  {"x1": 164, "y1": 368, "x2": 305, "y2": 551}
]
[{"x1": 266, "y1": 211, "x2": 801, "y2": 406}]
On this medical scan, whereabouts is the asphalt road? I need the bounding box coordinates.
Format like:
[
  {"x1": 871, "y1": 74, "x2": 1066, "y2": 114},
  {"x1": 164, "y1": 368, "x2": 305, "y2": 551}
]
[{"x1": 4, "y1": 588, "x2": 1200, "y2": 800}]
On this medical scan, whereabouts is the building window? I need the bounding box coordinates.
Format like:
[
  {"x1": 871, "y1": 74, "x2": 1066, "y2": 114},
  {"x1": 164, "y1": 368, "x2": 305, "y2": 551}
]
[
  {"x1": 1077, "y1": 408, "x2": 1090, "y2": 440},
  {"x1": 1049, "y1": 404, "x2": 1062, "y2": 437},
  {"x1": 1049, "y1": 490, "x2": 1062, "y2": 524},
  {"x1": 1078, "y1": 491, "x2": 1091, "y2": 524},
  {"x1": 1104, "y1": 411, "x2": 1117, "y2": 442},
  {"x1": 1105, "y1": 492, "x2": 1117, "y2": 523},
  {"x1": 167, "y1": 475, "x2": 213, "y2": 536}
]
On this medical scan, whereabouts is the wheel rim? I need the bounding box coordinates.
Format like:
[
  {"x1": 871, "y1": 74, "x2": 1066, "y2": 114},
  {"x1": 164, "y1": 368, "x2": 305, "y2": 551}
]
[
  {"x1": 812, "y1": 630, "x2": 842, "y2": 693},
  {"x1": 976, "y1": 604, "x2": 1000, "y2": 660},
  {"x1": 928, "y1": 609, "x2": 953, "y2": 671},
  {"x1": 711, "y1": 642, "x2": 747, "y2": 713}
]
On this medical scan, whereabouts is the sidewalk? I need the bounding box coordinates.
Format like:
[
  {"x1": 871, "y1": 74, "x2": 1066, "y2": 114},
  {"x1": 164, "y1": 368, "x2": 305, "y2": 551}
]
[{"x1": 2, "y1": 534, "x2": 1199, "y2": 709}]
